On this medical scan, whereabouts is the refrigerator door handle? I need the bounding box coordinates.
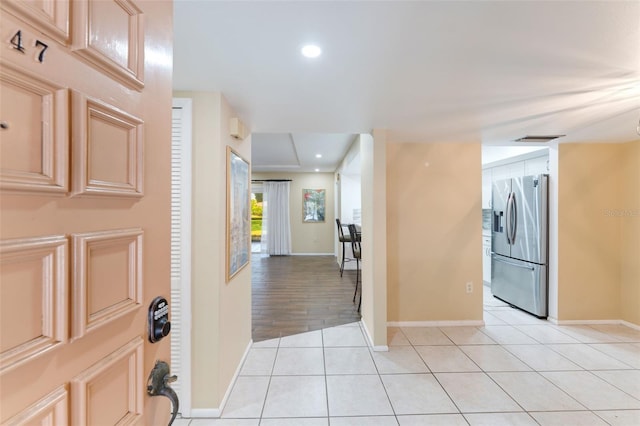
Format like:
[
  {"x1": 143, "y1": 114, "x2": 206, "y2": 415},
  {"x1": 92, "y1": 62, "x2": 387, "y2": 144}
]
[
  {"x1": 493, "y1": 256, "x2": 535, "y2": 271},
  {"x1": 504, "y1": 193, "x2": 511, "y2": 244},
  {"x1": 510, "y1": 193, "x2": 517, "y2": 244},
  {"x1": 505, "y1": 193, "x2": 512, "y2": 245}
]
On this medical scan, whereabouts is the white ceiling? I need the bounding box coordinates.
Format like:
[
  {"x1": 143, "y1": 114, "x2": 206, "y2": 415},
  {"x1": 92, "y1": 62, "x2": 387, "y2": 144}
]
[
  {"x1": 252, "y1": 133, "x2": 357, "y2": 173},
  {"x1": 173, "y1": 1, "x2": 640, "y2": 172}
]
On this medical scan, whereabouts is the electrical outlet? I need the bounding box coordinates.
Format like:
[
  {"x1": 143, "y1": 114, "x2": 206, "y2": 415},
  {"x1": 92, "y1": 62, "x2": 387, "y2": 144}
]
[{"x1": 466, "y1": 282, "x2": 473, "y2": 293}]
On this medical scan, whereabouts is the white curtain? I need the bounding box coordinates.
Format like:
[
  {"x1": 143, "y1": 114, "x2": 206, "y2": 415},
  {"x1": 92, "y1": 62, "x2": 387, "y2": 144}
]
[{"x1": 262, "y1": 181, "x2": 291, "y2": 255}]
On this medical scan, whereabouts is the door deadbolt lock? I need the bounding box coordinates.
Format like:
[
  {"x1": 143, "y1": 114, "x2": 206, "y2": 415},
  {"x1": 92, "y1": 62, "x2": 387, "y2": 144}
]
[{"x1": 148, "y1": 296, "x2": 171, "y2": 343}]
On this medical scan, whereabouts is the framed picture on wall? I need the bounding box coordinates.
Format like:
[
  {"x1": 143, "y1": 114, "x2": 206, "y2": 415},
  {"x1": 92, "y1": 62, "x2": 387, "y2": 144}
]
[
  {"x1": 226, "y1": 147, "x2": 250, "y2": 282},
  {"x1": 302, "y1": 189, "x2": 326, "y2": 223}
]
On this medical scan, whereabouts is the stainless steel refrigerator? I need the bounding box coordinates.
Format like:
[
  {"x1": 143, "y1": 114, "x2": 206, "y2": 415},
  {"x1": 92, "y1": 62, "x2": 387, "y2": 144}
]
[{"x1": 491, "y1": 174, "x2": 548, "y2": 318}]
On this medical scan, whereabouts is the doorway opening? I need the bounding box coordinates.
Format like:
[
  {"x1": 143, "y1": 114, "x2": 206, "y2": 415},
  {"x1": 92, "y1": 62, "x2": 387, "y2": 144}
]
[
  {"x1": 251, "y1": 189, "x2": 263, "y2": 254},
  {"x1": 481, "y1": 146, "x2": 550, "y2": 319}
]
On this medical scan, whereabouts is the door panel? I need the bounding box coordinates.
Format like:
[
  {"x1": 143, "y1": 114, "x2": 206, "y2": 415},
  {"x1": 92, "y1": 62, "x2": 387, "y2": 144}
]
[
  {"x1": 0, "y1": 236, "x2": 67, "y2": 374},
  {"x1": 510, "y1": 175, "x2": 547, "y2": 264},
  {"x1": 0, "y1": 0, "x2": 70, "y2": 45},
  {"x1": 491, "y1": 254, "x2": 548, "y2": 318},
  {"x1": 71, "y1": 0, "x2": 145, "y2": 90},
  {"x1": 0, "y1": 1, "x2": 172, "y2": 424},
  {"x1": 3, "y1": 385, "x2": 68, "y2": 426},
  {"x1": 0, "y1": 63, "x2": 68, "y2": 193},
  {"x1": 71, "y1": 338, "x2": 144, "y2": 425},
  {"x1": 71, "y1": 229, "x2": 143, "y2": 339},
  {"x1": 71, "y1": 93, "x2": 144, "y2": 197}
]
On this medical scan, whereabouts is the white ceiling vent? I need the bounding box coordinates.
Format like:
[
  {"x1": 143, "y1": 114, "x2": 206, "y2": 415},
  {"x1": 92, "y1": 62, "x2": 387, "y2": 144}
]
[{"x1": 513, "y1": 135, "x2": 565, "y2": 143}]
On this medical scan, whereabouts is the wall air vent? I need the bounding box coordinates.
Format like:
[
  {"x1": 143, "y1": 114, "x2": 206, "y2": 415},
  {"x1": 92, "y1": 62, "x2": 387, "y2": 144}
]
[{"x1": 514, "y1": 135, "x2": 565, "y2": 143}]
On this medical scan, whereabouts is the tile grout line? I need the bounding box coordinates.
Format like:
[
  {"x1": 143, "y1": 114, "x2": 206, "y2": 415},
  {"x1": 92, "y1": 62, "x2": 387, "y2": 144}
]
[
  {"x1": 226, "y1": 300, "x2": 639, "y2": 424},
  {"x1": 478, "y1": 306, "x2": 585, "y2": 421},
  {"x1": 364, "y1": 326, "x2": 400, "y2": 425},
  {"x1": 400, "y1": 325, "x2": 471, "y2": 424},
  {"x1": 582, "y1": 369, "x2": 640, "y2": 403},
  {"x1": 586, "y1": 344, "x2": 640, "y2": 369},
  {"x1": 257, "y1": 335, "x2": 281, "y2": 422},
  {"x1": 322, "y1": 328, "x2": 331, "y2": 425},
  {"x1": 484, "y1": 302, "x2": 640, "y2": 420}
]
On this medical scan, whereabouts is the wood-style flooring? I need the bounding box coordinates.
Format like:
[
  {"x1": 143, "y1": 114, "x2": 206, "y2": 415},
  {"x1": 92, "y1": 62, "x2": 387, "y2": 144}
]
[{"x1": 251, "y1": 254, "x2": 361, "y2": 342}]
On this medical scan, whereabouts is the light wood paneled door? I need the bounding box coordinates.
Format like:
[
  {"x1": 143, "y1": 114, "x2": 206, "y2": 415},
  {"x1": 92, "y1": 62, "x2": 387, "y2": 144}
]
[{"x1": 0, "y1": 1, "x2": 173, "y2": 424}]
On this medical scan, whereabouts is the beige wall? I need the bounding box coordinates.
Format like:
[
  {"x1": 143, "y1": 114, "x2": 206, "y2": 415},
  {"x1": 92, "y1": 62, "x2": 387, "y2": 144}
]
[
  {"x1": 173, "y1": 91, "x2": 252, "y2": 409},
  {"x1": 386, "y1": 143, "x2": 483, "y2": 322},
  {"x1": 557, "y1": 143, "x2": 625, "y2": 321},
  {"x1": 218, "y1": 96, "x2": 253, "y2": 404},
  {"x1": 620, "y1": 141, "x2": 640, "y2": 324},
  {"x1": 253, "y1": 172, "x2": 335, "y2": 254}
]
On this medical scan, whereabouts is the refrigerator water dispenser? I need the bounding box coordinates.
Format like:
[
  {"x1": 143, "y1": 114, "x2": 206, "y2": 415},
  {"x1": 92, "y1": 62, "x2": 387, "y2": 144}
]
[{"x1": 493, "y1": 211, "x2": 504, "y2": 233}]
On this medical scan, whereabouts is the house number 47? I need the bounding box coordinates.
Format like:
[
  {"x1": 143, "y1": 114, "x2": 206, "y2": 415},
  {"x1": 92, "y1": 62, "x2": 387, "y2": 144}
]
[{"x1": 10, "y1": 30, "x2": 48, "y2": 63}]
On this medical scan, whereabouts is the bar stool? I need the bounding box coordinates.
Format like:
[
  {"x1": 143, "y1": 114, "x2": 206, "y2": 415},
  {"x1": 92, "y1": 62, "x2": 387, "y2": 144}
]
[
  {"x1": 348, "y1": 223, "x2": 362, "y2": 312},
  {"x1": 335, "y1": 218, "x2": 352, "y2": 276}
]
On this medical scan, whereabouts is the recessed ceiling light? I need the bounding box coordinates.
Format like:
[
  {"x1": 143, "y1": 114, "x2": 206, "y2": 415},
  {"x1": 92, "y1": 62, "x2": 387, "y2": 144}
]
[
  {"x1": 315, "y1": 154, "x2": 322, "y2": 158},
  {"x1": 314, "y1": 168, "x2": 320, "y2": 172},
  {"x1": 301, "y1": 45, "x2": 321, "y2": 58}
]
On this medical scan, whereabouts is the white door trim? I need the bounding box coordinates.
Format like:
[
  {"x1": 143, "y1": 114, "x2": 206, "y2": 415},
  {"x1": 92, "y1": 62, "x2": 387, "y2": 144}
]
[{"x1": 171, "y1": 98, "x2": 193, "y2": 417}]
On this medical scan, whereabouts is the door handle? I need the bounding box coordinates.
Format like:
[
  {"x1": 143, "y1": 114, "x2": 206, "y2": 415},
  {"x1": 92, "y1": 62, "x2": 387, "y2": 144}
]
[
  {"x1": 505, "y1": 193, "x2": 513, "y2": 245},
  {"x1": 147, "y1": 360, "x2": 179, "y2": 425},
  {"x1": 492, "y1": 256, "x2": 535, "y2": 271},
  {"x1": 510, "y1": 193, "x2": 517, "y2": 244}
]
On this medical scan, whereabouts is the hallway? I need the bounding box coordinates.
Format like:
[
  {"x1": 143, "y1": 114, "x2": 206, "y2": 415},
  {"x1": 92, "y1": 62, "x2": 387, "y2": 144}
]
[
  {"x1": 251, "y1": 254, "x2": 361, "y2": 341},
  {"x1": 176, "y1": 286, "x2": 640, "y2": 425}
]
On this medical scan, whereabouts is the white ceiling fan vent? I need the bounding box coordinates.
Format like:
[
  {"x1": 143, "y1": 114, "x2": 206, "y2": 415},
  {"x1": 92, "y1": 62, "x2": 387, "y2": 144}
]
[{"x1": 513, "y1": 135, "x2": 565, "y2": 143}]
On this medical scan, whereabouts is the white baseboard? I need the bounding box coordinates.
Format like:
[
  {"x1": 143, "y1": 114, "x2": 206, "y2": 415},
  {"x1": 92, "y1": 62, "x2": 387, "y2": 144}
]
[
  {"x1": 622, "y1": 320, "x2": 640, "y2": 331},
  {"x1": 387, "y1": 320, "x2": 485, "y2": 327},
  {"x1": 402, "y1": 317, "x2": 640, "y2": 331},
  {"x1": 553, "y1": 319, "x2": 640, "y2": 331},
  {"x1": 290, "y1": 252, "x2": 334, "y2": 256},
  {"x1": 553, "y1": 319, "x2": 619, "y2": 325},
  {"x1": 189, "y1": 339, "x2": 253, "y2": 419},
  {"x1": 360, "y1": 320, "x2": 388, "y2": 352},
  {"x1": 218, "y1": 339, "x2": 253, "y2": 413}
]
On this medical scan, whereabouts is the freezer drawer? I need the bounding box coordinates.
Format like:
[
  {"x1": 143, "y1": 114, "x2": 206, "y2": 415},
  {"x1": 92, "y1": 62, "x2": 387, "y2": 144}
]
[{"x1": 491, "y1": 254, "x2": 548, "y2": 318}]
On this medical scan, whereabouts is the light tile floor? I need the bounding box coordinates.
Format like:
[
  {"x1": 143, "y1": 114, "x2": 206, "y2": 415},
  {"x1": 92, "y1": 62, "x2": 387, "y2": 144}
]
[{"x1": 175, "y1": 286, "x2": 640, "y2": 425}]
